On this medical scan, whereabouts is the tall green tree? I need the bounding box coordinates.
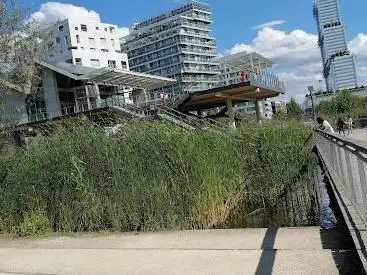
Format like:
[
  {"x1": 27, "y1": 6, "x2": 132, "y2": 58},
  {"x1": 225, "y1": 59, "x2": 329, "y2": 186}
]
[
  {"x1": 316, "y1": 91, "x2": 367, "y2": 119},
  {"x1": 0, "y1": 0, "x2": 46, "y2": 128},
  {"x1": 286, "y1": 98, "x2": 303, "y2": 120}
]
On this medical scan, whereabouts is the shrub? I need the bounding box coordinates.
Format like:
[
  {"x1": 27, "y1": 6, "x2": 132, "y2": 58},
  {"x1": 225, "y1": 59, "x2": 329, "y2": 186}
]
[{"x1": 15, "y1": 210, "x2": 51, "y2": 237}]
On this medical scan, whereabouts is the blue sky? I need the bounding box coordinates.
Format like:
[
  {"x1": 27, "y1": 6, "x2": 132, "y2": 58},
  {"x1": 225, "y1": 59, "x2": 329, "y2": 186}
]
[{"x1": 30, "y1": 0, "x2": 367, "y2": 98}]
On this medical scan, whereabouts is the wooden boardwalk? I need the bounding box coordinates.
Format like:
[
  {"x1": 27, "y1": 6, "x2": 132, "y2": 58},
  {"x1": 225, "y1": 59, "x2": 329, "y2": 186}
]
[{"x1": 0, "y1": 227, "x2": 363, "y2": 275}]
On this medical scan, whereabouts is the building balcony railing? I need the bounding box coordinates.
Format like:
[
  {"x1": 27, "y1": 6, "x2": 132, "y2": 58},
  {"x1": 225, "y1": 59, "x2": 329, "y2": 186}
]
[
  {"x1": 181, "y1": 15, "x2": 212, "y2": 23},
  {"x1": 218, "y1": 70, "x2": 285, "y2": 92},
  {"x1": 247, "y1": 71, "x2": 285, "y2": 92},
  {"x1": 182, "y1": 23, "x2": 210, "y2": 32},
  {"x1": 181, "y1": 76, "x2": 218, "y2": 83},
  {"x1": 179, "y1": 29, "x2": 211, "y2": 38},
  {"x1": 182, "y1": 57, "x2": 219, "y2": 65},
  {"x1": 182, "y1": 66, "x2": 220, "y2": 74},
  {"x1": 181, "y1": 48, "x2": 217, "y2": 54},
  {"x1": 179, "y1": 38, "x2": 216, "y2": 48}
]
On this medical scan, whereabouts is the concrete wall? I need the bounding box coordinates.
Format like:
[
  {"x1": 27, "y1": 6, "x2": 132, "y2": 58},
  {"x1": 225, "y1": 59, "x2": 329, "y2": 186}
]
[
  {"x1": 0, "y1": 89, "x2": 28, "y2": 125},
  {"x1": 42, "y1": 68, "x2": 61, "y2": 117}
]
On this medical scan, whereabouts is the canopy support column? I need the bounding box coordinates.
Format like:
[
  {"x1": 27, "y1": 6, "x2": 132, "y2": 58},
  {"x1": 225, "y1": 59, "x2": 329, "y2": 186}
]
[
  {"x1": 85, "y1": 85, "x2": 92, "y2": 111},
  {"x1": 226, "y1": 96, "x2": 236, "y2": 130},
  {"x1": 94, "y1": 84, "x2": 101, "y2": 108},
  {"x1": 255, "y1": 100, "x2": 262, "y2": 122}
]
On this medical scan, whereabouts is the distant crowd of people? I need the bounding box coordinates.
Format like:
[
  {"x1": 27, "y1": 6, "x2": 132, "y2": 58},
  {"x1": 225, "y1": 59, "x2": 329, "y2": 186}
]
[{"x1": 317, "y1": 115, "x2": 353, "y2": 136}]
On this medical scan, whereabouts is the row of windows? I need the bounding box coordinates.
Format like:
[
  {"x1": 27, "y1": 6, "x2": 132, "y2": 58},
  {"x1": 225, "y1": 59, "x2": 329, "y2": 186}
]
[
  {"x1": 127, "y1": 29, "x2": 210, "y2": 58},
  {"x1": 129, "y1": 37, "x2": 178, "y2": 58},
  {"x1": 130, "y1": 46, "x2": 180, "y2": 65},
  {"x1": 74, "y1": 58, "x2": 127, "y2": 69},
  {"x1": 58, "y1": 24, "x2": 116, "y2": 33},
  {"x1": 77, "y1": 47, "x2": 111, "y2": 52},
  {"x1": 75, "y1": 36, "x2": 116, "y2": 47}
]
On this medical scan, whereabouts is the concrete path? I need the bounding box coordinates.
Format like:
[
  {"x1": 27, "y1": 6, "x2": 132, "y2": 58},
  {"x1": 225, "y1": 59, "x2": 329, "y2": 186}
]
[
  {"x1": 0, "y1": 227, "x2": 363, "y2": 275},
  {"x1": 340, "y1": 129, "x2": 367, "y2": 143}
]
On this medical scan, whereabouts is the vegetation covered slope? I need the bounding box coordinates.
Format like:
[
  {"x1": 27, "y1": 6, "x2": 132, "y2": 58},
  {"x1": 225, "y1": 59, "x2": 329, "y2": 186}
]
[{"x1": 0, "y1": 120, "x2": 314, "y2": 235}]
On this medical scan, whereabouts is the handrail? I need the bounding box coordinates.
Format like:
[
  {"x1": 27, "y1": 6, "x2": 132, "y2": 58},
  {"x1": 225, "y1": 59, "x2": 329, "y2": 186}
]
[
  {"x1": 159, "y1": 105, "x2": 227, "y2": 130},
  {"x1": 315, "y1": 129, "x2": 367, "y2": 271},
  {"x1": 316, "y1": 130, "x2": 367, "y2": 162},
  {"x1": 156, "y1": 106, "x2": 199, "y2": 128}
]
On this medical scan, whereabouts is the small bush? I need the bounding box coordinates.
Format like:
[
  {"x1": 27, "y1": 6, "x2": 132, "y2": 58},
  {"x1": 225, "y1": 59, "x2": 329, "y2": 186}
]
[{"x1": 15, "y1": 210, "x2": 51, "y2": 237}]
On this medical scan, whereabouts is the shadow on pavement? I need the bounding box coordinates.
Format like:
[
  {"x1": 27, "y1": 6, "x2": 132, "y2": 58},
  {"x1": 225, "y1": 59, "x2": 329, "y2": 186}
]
[
  {"x1": 255, "y1": 228, "x2": 278, "y2": 275},
  {"x1": 321, "y1": 173, "x2": 366, "y2": 274}
]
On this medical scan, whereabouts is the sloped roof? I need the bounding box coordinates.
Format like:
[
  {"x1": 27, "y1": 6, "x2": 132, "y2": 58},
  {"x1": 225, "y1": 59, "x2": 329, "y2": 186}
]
[{"x1": 35, "y1": 59, "x2": 176, "y2": 89}]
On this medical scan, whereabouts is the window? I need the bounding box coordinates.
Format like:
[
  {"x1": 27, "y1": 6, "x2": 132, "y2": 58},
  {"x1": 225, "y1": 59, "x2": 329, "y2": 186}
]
[
  {"x1": 90, "y1": 48, "x2": 96, "y2": 51},
  {"x1": 81, "y1": 24, "x2": 87, "y2": 32},
  {"x1": 80, "y1": 47, "x2": 84, "y2": 50},
  {"x1": 75, "y1": 58, "x2": 82, "y2": 66},
  {"x1": 88, "y1": 38, "x2": 95, "y2": 46},
  {"x1": 56, "y1": 37, "x2": 61, "y2": 44},
  {"x1": 58, "y1": 25, "x2": 64, "y2": 32},
  {"x1": 109, "y1": 27, "x2": 115, "y2": 33},
  {"x1": 108, "y1": 60, "x2": 116, "y2": 68},
  {"x1": 75, "y1": 27, "x2": 78, "y2": 31},
  {"x1": 101, "y1": 49, "x2": 109, "y2": 52},
  {"x1": 76, "y1": 35, "x2": 80, "y2": 44},
  {"x1": 111, "y1": 39, "x2": 115, "y2": 47},
  {"x1": 91, "y1": 59, "x2": 100, "y2": 68},
  {"x1": 64, "y1": 36, "x2": 68, "y2": 46},
  {"x1": 66, "y1": 59, "x2": 72, "y2": 64},
  {"x1": 121, "y1": 61, "x2": 127, "y2": 69},
  {"x1": 96, "y1": 26, "x2": 99, "y2": 30},
  {"x1": 100, "y1": 38, "x2": 107, "y2": 46},
  {"x1": 104, "y1": 27, "x2": 108, "y2": 32}
]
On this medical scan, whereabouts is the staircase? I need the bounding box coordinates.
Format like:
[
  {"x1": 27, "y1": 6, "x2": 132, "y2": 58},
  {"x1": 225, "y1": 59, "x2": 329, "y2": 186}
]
[
  {"x1": 156, "y1": 105, "x2": 228, "y2": 131},
  {"x1": 108, "y1": 106, "x2": 146, "y2": 119}
]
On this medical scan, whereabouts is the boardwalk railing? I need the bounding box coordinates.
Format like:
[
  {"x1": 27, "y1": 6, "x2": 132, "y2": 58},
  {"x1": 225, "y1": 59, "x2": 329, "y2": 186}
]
[
  {"x1": 315, "y1": 130, "x2": 367, "y2": 269},
  {"x1": 315, "y1": 130, "x2": 367, "y2": 225}
]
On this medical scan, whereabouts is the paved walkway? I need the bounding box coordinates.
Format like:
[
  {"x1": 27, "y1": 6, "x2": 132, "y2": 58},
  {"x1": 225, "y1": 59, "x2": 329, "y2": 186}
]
[
  {"x1": 338, "y1": 129, "x2": 367, "y2": 144},
  {"x1": 0, "y1": 227, "x2": 363, "y2": 275}
]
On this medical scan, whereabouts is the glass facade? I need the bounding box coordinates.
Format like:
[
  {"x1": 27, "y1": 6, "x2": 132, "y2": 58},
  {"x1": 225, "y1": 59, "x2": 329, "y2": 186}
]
[{"x1": 314, "y1": 0, "x2": 358, "y2": 91}]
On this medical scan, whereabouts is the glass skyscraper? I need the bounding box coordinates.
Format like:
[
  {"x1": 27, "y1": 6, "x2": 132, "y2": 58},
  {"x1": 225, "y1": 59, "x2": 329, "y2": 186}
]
[{"x1": 313, "y1": 0, "x2": 358, "y2": 91}]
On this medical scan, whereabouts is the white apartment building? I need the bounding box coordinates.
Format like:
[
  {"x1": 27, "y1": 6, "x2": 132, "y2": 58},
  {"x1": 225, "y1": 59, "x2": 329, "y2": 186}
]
[{"x1": 47, "y1": 18, "x2": 129, "y2": 70}]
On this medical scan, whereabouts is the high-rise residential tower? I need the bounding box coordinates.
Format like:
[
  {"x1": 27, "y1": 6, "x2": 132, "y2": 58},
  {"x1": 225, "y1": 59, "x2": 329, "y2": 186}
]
[
  {"x1": 121, "y1": 1, "x2": 219, "y2": 95},
  {"x1": 313, "y1": 0, "x2": 358, "y2": 91}
]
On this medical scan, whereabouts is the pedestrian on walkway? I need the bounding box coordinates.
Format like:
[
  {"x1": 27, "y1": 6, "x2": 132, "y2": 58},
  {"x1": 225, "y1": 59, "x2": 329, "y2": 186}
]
[
  {"x1": 317, "y1": 117, "x2": 335, "y2": 133},
  {"x1": 346, "y1": 115, "x2": 353, "y2": 135},
  {"x1": 337, "y1": 118, "x2": 345, "y2": 136}
]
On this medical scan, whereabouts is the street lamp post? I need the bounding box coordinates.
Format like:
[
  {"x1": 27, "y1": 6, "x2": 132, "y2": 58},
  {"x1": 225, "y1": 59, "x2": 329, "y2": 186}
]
[{"x1": 307, "y1": 86, "x2": 317, "y2": 123}]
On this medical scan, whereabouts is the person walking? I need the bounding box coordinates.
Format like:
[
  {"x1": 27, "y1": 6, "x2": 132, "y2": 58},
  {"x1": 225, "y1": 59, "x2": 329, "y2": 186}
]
[
  {"x1": 317, "y1": 117, "x2": 335, "y2": 133},
  {"x1": 346, "y1": 115, "x2": 353, "y2": 135},
  {"x1": 337, "y1": 118, "x2": 345, "y2": 136}
]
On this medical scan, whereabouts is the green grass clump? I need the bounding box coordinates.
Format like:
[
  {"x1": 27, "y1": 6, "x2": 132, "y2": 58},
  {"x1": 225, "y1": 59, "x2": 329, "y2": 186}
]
[
  {"x1": 14, "y1": 210, "x2": 51, "y2": 237},
  {"x1": 0, "y1": 119, "x2": 314, "y2": 235}
]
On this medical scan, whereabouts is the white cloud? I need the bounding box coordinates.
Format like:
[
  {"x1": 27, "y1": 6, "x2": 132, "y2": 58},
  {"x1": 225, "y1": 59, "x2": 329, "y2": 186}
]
[
  {"x1": 227, "y1": 27, "x2": 367, "y2": 97},
  {"x1": 349, "y1": 33, "x2": 367, "y2": 62},
  {"x1": 228, "y1": 27, "x2": 319, "y2": 67},
  {"x1": 252, "y1": 20, "x2": 286, "y2": 30},
  {"x1": 30, "y1": 2, "x2": 101, "y2": 26},
  {"x1": 30, "y1": 2, "x2": 130, "y2": 37}
]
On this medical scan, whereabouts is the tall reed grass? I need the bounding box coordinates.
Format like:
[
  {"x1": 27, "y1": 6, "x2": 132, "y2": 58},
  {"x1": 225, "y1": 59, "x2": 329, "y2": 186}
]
[{"x1": 0, "y1": 119, "x2": 314, "y2": 234}]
